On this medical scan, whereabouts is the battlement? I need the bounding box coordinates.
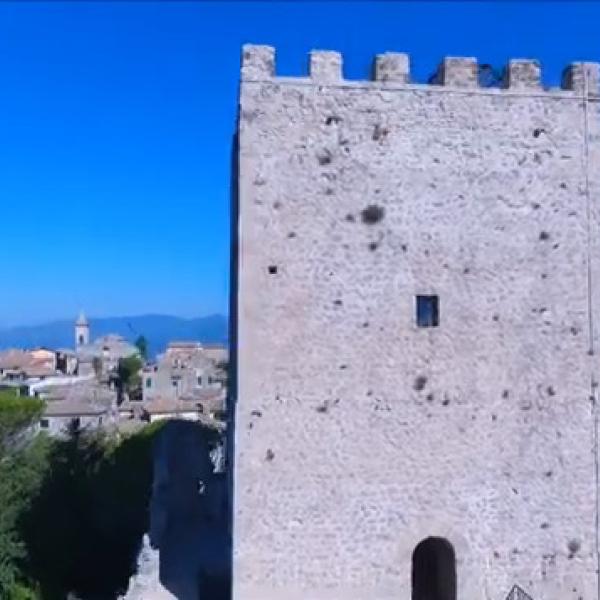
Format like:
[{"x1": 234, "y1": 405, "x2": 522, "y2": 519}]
[
  {"x1": 235, "y1": 39, "x2": 600, "y2": 600},
  {"x1": 241, "y1": 44, "x2": 600, "y2": 95}
]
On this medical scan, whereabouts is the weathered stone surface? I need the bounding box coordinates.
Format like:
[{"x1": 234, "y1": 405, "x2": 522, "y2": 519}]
[
  {"x1": 562, "y1": 62, "x2": 600, "y2": 95},
  {"x1": 233, "y1": 48, "x2": 600, "y2": 600},
  {"x1": 310, "y1": 51, "x2": 343, "y2": 84},
  {"x1": 374, "y1": 53, "x2": 410, "y2": 84},
  {"x1": 241, "y1": 44, "x2": 275, "y2": 81},
  {"x1": 119, "y1": 535, "x2": 175, "y2": 600},
  {"x1": 506, "y1": 60, "x2": 542, "y2": 90},
  {"x1": 437, "y1": 56, "x2": 478, "y2": 87}
]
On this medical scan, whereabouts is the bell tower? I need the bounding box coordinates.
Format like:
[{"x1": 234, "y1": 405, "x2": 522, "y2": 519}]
[{"x1": 75, "y1": 311, "x2": 89, "y2": 348}]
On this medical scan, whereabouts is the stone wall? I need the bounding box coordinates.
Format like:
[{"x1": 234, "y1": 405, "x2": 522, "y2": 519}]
[
  {"x1": 120, "y1": 421, "x2": 229, "y2": 600},
  {"x1": 119, "y1": 535, "x2": 175, "y2": 600},
  {"x1": 233, "y1": 46, "x2": 600, "y2": 600}
]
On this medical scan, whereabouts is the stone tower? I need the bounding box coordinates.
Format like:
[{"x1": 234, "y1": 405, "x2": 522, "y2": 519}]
[
  {"x1": 75, "y1": 311, "x2": 89, "y2": 347},
  {"x1": 232, "y1": 45, "x2": 600, "y2": 600}
]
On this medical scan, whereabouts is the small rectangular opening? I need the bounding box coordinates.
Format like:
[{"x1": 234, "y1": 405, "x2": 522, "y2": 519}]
[{"x1": 416, "y1": 295, "x2": 439, "y2": 327}]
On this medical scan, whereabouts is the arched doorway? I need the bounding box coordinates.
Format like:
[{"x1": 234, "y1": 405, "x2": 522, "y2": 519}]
[{"x1": 412, "y1": 537, "x2": 456, "y2": 600}]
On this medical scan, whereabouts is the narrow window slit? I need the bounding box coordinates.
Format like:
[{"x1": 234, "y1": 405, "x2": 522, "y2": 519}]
[{"x1": 416, "y1": 295, "x2": 439, "y2": 327}]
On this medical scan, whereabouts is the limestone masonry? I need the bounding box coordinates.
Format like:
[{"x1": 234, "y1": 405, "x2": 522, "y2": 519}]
[{"x1": 232, "y1": 45, "x2": 600, "y2": 600}]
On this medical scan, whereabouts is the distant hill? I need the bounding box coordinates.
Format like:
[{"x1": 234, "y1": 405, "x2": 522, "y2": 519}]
[{"x1": 0, "y1": 314, "x2": 228, "y2": 359}]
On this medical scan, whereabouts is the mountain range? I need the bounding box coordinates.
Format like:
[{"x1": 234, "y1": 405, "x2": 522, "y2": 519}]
[{"x1": 0, "y1": 314, "x2": 229, "y2": 359}]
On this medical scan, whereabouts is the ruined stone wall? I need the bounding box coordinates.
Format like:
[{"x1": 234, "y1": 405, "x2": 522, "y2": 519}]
[
  {"x1": 121, "y1": 421, "x2": 229, "y2": 600},
  {"x1": 119, "y1": 535, "x2": 175, "y2": 600},
  {"x1": 233, "y1": 46, "x2": 600, "y2": 600}
]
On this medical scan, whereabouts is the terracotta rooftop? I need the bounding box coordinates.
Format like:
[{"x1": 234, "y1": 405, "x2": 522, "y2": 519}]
[{"x1": 43, "y1": 399, "x2": 109, "y2": 417}]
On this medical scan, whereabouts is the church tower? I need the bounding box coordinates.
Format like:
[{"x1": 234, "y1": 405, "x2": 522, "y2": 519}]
[{"x1": 75, "y1": 311, "x2": 89, "y2": 348}]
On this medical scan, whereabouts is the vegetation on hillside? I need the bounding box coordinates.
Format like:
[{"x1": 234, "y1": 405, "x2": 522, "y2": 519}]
[
  {"x1": 0, "y1": 389, "x2": 166, "y2": 599},
  {"x1": 0, "y1": 436, "x2": 50, "y2": 599},
  {"x1": 117, "y1": 355, "x2": 143, "y2": 401},
  {"x1": 0, "y1": 389, "x2": 46, "y2": 598},
  {"x1": 0, "y1": 389, "x2": 44, "y2": 453},
  {"x1": 134, "y1": 336, "x2": 148, "y2": 361}
]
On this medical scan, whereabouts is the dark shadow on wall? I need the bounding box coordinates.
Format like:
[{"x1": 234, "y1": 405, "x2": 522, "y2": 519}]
[
  {"x1": 151, "y1": 420, "x2": 229, "y2": 600},
  {"x1": 17, "y1": 424, "x2": 162, "y2": 600},
  {"x1": 225, "y1": 125, "x2": 240, "y2": 599}
]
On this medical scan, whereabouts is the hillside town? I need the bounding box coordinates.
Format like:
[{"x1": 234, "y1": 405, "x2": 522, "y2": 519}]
[{"x1": 0, "y1": 312, "x2": 228, "y2": 437}]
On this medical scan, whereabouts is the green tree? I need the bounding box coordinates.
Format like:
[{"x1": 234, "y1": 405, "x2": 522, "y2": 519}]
[
  {"x1": 0, "y1": 389, "x2": 174, "y2": 599},
  {"x1": 134, "y1": 336, "x2": 148, "y2": 361},
  {"x1": 0, "y1": 435, "x2": 50, "y2": 598},
  {"x1": 0, "y1": 389, "x2": 47, "y2": 598},
  {"x1": 19, "y1": 422, "x2": 166, "y2": 599},
  {"x1": 0, "y1": 389, "x2": 44, "y2": 455},
  {"x1": 117, "y1": 355, "x2": 143, "y2": 401}
]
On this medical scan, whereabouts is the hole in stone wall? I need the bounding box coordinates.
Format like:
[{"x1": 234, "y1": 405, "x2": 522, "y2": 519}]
[
  {"x1": 412, "y1": 537, "x2": 456, "y2": 600},
  {"x1": 361, "y1": 204, "x2": 385, "y2": 225},
  {"x1": 416, "y1": 295, "x2": 439, "y2": 327},
  {"x1": 372, "y1": 124, "x2": 389, "y2": 141},
  {"x1": 317, "y1": 149, "x2": 332, "y2": 166},
  {"x1": 567, "y1": 539, "x2": 580, "y2": 559},
  {"x1": 413, "y1": 375, "x2": 428, "y2": 391},
  {"x1": 325, "y1": 115, "x2": 342, "y2": 126}
]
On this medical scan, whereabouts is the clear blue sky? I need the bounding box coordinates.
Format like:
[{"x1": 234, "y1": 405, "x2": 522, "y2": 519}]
[{"x1": 0, "y1": 1, "x2": 598, "y2": 328}]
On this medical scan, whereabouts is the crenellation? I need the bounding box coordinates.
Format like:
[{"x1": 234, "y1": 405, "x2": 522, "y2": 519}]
[
  {"x1": 562, "y1": 62, "x2": 600, "y2": 95},
  {"x1": 241, "y1": 44, "x2": 275, "y2": 81},
  {"x1": 373, "y1": 52, "x2": 410, "y2": 84},
  {"x1": 506, "y1": 59, "x2": 542, "y2": 90},
  {"x1": 240, "y1": 46, "x2": 600, "y2": 98},
  {"x1": 436, "y1": 56, "x2": 478, "y2": 88},
  {"x1": 309, "y1": 50, "x2": 342, "y2": 83}
]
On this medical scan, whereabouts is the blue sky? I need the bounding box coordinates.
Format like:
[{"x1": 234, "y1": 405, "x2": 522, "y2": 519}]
[{"x1": 0, "y1": 1, "x2": 598, "y2": 328}]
